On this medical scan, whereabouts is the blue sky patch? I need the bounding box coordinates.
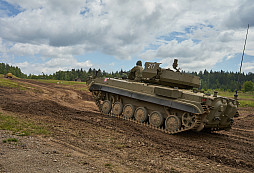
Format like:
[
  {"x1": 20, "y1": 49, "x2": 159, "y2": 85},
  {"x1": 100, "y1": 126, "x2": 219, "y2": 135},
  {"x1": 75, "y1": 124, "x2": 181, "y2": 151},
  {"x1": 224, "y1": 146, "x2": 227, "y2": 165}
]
[
  {"x1": 212, "y1": 53, "x2": 254, "y2": 72},
  {"x1": 0, "y1": 0, "x2": 23, "y2": 17},
  {"x1": 157, "y1": 31, "x2": 186, "y2": 43},
  {"x1": 80, "y1": 7, "x2": 90, "y2": 15}
]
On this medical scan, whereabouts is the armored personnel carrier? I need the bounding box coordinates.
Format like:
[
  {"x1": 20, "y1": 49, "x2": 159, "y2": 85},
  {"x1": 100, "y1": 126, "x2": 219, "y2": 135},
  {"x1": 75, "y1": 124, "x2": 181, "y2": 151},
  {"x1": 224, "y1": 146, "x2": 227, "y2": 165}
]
[{"x1": 87, "y1": 59, "x2": 239, "y2": 134}]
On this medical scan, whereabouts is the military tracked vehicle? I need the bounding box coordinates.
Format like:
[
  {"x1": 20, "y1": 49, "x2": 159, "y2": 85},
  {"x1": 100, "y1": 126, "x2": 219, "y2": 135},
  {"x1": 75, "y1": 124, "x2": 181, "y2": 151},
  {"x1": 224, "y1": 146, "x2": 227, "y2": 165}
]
[
  {"x1": 87, "y1": 59, "x2": 239, "y2": 134},
  {"x1": 4, "y1": 73, "x2": 13, "y2": 78}
]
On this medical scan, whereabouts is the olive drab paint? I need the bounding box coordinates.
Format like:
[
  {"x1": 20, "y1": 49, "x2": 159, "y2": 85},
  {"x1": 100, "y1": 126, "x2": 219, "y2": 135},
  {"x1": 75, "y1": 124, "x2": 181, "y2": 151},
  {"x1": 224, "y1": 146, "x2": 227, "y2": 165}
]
[{"x1": 87, "y1": 59, "x2": 239, "y2": 134}]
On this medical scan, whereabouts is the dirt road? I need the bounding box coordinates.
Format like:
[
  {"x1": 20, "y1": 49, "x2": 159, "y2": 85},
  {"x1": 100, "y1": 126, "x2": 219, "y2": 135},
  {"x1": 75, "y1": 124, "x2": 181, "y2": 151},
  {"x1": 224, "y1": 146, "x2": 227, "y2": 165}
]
[{"x1": 0, "y1": 78, "x2": 253, "y2": 172}]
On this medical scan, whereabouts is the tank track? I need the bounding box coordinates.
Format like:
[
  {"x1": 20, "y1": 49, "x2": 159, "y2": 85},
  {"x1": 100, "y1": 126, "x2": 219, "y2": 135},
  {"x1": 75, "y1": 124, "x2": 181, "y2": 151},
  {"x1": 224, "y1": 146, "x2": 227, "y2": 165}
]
[{"x1": 93, "y1": 98, "x2": 203, "y2": 135}]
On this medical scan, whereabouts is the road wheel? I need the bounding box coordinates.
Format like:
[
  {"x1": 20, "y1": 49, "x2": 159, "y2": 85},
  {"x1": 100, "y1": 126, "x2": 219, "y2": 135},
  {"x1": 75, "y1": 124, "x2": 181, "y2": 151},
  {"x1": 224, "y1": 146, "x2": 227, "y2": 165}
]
[
  {"x1": 182, "y1": 112, "x2": 195, "y2": 128},
  {"x1": 101, "y1": 100, "x2": 112, "y2": 114},
  {"x1": 112, "y1": 102, "x2": 123, "y2": 115},
  {"x1": 134, "y1": 107, "x2": 148, "y2": 122},
  {"x1": 165, "y1": 115, "x2": 181, "y2": 132},
  {"x1": 149, "y1": 111, "x2": 164, "y2": 127},
  {"x1": 123, "y1": 104, "x2": 135, "y2": 119}
]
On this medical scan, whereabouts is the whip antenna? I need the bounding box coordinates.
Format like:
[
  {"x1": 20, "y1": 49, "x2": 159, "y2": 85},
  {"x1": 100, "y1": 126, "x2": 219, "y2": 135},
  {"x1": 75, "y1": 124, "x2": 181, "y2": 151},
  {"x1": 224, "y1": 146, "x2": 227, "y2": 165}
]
[
  {"x1": 239, "y1": 24, "x2": 249, "y2": 76},
  {"x1": 236, "y1": 24, "x2": 249, "y2": 98}
]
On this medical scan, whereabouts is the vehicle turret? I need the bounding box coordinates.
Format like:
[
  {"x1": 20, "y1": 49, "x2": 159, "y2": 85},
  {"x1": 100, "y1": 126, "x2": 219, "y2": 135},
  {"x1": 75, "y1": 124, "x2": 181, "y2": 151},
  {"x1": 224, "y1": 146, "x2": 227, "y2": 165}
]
[{"x1": 142, "y1": 59, "x2": 200, "y2": 89}]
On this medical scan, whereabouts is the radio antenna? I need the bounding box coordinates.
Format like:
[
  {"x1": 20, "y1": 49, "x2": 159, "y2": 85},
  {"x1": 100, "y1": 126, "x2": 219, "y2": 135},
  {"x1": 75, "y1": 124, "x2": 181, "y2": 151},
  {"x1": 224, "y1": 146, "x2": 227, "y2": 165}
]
[{"x1": 235, "y1": 24, "x2": 249, "y2": 99}]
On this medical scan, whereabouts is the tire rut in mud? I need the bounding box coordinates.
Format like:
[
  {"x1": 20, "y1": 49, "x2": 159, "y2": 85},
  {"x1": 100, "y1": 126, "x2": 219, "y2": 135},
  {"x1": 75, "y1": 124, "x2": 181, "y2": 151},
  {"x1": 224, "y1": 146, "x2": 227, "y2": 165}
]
[{"x1": 0, "y1": 80, "x2": 253, "y2": 172}]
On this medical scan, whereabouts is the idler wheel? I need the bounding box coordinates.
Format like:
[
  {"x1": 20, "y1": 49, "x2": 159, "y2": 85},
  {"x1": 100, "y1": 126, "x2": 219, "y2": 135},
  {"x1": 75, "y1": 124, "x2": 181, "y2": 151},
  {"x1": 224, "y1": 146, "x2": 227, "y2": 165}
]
[
  {"x1": 165, "y1": 115, "x2": 181, "y2": 132},
  {"x1": 101, "y1": 100, "x2": 112, "y2": 114},
  {"x1": 112, "y1": 102, "x2": 123, "y2": 115},
  {"x1": 134, "y1": 107, "x2": 148, "y2": 122},
  {"x1": 182, "y1": 112, "x2": 195, "y2": 128},
  {"x1": 149, "y1": 111, "x2": 164, "y2": 127},
  {"x1": 123, "y1": 104, "x2": 135, "y2": 119}
]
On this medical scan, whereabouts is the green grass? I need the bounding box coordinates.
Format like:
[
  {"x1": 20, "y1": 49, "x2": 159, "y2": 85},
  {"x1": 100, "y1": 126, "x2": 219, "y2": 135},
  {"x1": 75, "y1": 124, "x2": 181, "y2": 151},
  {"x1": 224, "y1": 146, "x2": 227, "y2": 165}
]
[
  {"x1": 36, "y1": 79, "x2": 86, "y2": 85},
  {"x1": 36, "y1": 79, "x2": 89, "y2": 91},
  {"x1": 207, "y1": 89, "x2": 253, "y2": 97},
  {"x1": 105, "y1": 163, "x2": 113, "y2": 171},
  {"x1": 0, "y1": 75, "x2": 31, "y2": 90},
  {"x1": 0, "y1": 78, "x2": 26, "y2": 90},
  {"x1": 238, "y1": 100, "x2": 254, "y2": 107},
  {"x1": 3, "y1": 138, "x2": 18, "y2": 143},
  {"x1": 218, "y1": 91, "x2": 253, "y2": 99},
  {"x1": 0, "y1": 112, "x2": 50, "y2": 136},
  {"x1": 207, "y1": 89, "x2": 254, "y2": 107},
  {"x1": 1, "y1": 74, "x2": 87, "y2": 91}
]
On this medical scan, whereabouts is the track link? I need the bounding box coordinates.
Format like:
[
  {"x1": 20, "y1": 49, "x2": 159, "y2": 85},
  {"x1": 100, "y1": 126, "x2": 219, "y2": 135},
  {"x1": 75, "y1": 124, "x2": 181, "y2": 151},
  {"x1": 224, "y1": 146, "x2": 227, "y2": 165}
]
[{"x1": 94, "y1": 99, "x2": 203, "y2": 135}]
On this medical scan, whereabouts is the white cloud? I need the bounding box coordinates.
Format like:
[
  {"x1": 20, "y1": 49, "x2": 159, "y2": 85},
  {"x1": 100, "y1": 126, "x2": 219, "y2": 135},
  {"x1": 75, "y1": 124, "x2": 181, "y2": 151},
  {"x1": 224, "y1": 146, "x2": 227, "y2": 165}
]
[
  {"x1": 242, "y1": 61, "x2": 254, "y2": 73},
  {"x1": 14, "y1": 59, "x2": 92, "y2": 75},
  {"x1": 224, "y1": 0, "x2": 254, "y2": 28},
  {"x1": 0, "y1": 0, "x2": 254, "y2": 74}
]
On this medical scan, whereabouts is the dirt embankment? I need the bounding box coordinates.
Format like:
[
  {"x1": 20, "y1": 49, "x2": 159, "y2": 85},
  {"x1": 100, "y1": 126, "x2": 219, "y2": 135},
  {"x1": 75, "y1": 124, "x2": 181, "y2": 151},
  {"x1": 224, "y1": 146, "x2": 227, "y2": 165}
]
[{"x1": 0, "y1": 78, "x2": 253, "y2": 173}]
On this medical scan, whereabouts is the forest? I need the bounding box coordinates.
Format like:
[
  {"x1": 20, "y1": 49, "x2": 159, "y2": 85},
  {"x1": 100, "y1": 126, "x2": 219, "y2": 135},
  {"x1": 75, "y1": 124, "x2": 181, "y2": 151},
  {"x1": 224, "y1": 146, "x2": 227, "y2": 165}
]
[{"x1": 1, "y1": 62, "x2": 253, "y2": 92}]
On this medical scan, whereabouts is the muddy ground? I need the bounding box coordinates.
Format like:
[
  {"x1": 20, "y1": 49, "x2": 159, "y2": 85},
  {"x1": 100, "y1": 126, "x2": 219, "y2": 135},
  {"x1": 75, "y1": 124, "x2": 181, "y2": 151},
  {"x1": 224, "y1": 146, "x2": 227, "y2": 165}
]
[{"x1": 0, "y1": 78, "x2": 253, "y2": 173}]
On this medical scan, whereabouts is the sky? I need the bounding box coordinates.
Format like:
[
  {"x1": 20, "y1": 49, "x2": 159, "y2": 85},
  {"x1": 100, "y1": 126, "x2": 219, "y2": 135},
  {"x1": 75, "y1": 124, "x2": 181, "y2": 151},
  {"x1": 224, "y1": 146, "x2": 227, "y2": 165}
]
[{"x1": 0, "y1": 0, "x2": 254, "y2": 75}]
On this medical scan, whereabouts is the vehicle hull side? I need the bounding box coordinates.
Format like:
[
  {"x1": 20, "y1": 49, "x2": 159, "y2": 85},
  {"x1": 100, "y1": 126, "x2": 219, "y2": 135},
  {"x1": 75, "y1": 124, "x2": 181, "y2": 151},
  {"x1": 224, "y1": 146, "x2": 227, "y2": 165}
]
[{"x1": 90, "y1": 83, "x2": 202, "y2": 114}]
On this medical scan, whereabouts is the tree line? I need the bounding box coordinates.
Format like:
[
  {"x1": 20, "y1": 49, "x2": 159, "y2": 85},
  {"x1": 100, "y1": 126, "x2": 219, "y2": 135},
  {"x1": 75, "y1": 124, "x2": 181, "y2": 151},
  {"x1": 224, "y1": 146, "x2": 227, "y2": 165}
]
[
  {"x1": 1, "y1": 63, "x2": 253, "y2": 91},
  {"x1": 193, "y1": 70, "x2": 254, "y2": 92},
  {"x1": 26, "y1": 68, "x2": 126, "y2": 81},
  {"x1": 0, "y1": 63, "x2": 27, "y2": 78}
]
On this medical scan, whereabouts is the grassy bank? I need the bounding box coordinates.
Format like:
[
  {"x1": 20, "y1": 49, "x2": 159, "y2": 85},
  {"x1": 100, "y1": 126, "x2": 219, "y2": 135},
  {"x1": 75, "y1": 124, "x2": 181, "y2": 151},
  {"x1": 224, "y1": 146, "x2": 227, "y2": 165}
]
[
  {"x1": 36, "y1": 79, "x2": 86, "y2": 85},
  {"x1": 210, "y1": 89, "x2": 254, "y2": 107},
  {"x1": 36, "y1": 79, "x2": 89, "y2": 91},
  {"x1": 0, "y1": 74, "x2": 32, "y2": 90},
  {"x1": 0, "y1": 112, "x2": 50, "y2": 136}
]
